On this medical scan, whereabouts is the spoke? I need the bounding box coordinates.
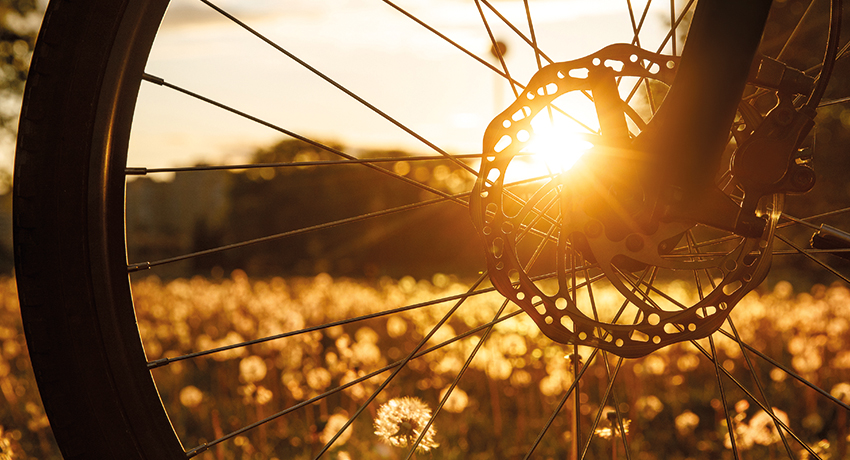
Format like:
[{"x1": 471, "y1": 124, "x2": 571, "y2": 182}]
[
  {"x1": 819, "y1": 94, "x2": 850, "y2": 107},
  {"x1": 480, "y1": 0, "x2": 555, "y2": 66},
  {"x1": 523, "y1": 0, "x2": 544, "y2": 70},
  {"x1": 126, "y1": 153, "x2": 485, "y2": 175},
  {"x1": 687, "y1": 335, "x2": 824, "y2": 459},
  {"x1": 630, "y1": 0, "x2": 653, "y2": 47},
  {"x1": 579, "y1": 356, "x2": 625, "y2": 460},
  {"x1": 141, "y1": 74, "x2": 464, "y2": 203},
  {"x1": 670, "y1": 0, "x2": 677, "y2": 56},
  {"x1": 522, "y1": 348, "x2": 601, "y2": 460},
  {"x1": 726, "y1": 318, "x2": 796, "y2": 459},
  {"x1": 776, "y1": 0, "x2": 817, "y2": 61},
  {"x1": 623, "y1": 0, "x2": 696, "y2": 105},
  {"x1": 148, "y1": 281, "x2": 502, "y2": 369},
  {"x1": 403, "y1": 298, "x2": 511, "y2": 459},
  {"x1": 774, "y1": 233, "x2": 850, "y2": 284},
  {"x1": 128, "y1": 190, "x2": 467, "y2": 271},
  {"x1": 380, "y1": 0, "x2": 526, "y2": 90},
  {"x1": 312, "y1": 273, "x2": 487, "y2": 459},
  {"x1": 710, "y1": 334, "x2": 741, "y2": 459},
  {"x1": 199, "y1": 0, "x2": 478, "y2": 177},
  {"x1": 474, "y1": 0, "x2": 520, "y2": 99}
]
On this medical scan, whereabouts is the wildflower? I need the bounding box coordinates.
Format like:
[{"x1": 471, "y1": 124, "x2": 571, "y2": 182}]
[
  {"x1": 321, "y1": 412, "x2": 353, "y2": 446},
  {"x1": 744, "y1": 409, "x2": 788, "y2": 446},
  {"x1": 595, "y1": 410, "x2": 630, "y2": 439},
  {"x1": 179, "y1": 386, "x2": 204, "y2": 408},
  {"x1": 438, "y1": 386, "x2": 469, "y2": 413},
  {"x1": 675, "y1": 411, "x2": 699, "y2": 436},
  {"x1": 374, "y1": 397, "x2": 439, "y2": 451},
  {"x1": 239, "y1": 355, "x2": 267, "y2": 383}
]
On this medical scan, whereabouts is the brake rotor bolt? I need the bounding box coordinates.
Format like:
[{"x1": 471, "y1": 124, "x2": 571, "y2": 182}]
[
  {"x1": 626, "y1": 234, "x2": 644, "y2": 252},
  {"x1": 584, "y1": 221, "x2": 603, "y2": 238},
  {"x1": 792, "y1": 168, "x2": 815, "y2": 190}
]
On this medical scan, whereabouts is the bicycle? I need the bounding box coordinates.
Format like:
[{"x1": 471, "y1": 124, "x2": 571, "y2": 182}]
[{"x1": 13, "y1": 0, "x2": 850, "y2": 458}]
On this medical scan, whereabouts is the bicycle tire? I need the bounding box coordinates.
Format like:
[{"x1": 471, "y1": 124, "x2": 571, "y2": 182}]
[{"x1": 14, "y1": 0, "x2": 183, "y2": 458}]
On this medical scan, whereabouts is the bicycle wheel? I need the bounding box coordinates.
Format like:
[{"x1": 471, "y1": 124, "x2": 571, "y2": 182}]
[{"x1": 13, "y1": 0, "x2": 850, "y2": 459}]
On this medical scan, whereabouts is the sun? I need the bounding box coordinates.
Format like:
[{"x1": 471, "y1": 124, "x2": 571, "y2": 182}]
[{"x1": 505, "y1": 96, "x2": 600, "y2": 183}]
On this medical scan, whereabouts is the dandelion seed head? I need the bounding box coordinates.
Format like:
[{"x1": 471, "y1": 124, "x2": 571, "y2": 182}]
[
  {"x1": 675, "y1": 410, "x2": 700, "y2": 436},
  {"x1": 179, "y1": 385, "x2": 204, "y2": 408},
  {"x1": 239, "y1": 355, "x2": 267, "y2": 383},
  {"x1": 321, "y1": 411, "x2": 353, "y2": 446},
  {"x1": 438, "y1": 386, "x2": 469, "y2": 413},
  {"x1": 374, "y1": 397, "x2": 439, "y2": 452}
]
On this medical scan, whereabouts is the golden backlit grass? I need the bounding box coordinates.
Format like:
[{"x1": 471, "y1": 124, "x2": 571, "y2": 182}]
[{"x1": 1, "y1": 274, "x2": 850, "y2": 459}]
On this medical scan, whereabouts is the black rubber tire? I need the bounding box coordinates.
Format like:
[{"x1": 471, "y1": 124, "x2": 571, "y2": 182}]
[{"x1": 14, "y1": 0, "x2": 184, "y2": 458}]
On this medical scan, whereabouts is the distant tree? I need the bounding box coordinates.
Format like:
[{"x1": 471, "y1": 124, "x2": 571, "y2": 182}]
[{"x1": 0, "y1": 0, "x2": 40, "y2": 189}]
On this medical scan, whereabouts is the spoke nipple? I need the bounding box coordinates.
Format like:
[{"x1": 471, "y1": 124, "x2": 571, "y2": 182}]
[
  {"x1": 127, "y1": 261, "x2": 152, "y2": 272},
  {"x1": 625, "y1": 234, "x2": 644, "y2": 252}
]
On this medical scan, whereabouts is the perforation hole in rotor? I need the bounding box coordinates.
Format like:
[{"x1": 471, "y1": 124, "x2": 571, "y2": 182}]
[
  {"x1": 631, "y1": 330, "x2": 649, "y2": 342},
  {"x1": 480, "y1": 190, "x2": 489, "y2": 198},
  {"x1": 652, "y1": 336, "x2": 661, "y2": 344},
  {"x1": 512, "y1": 106, "x2": 531, "y2": 121},
  {"x1": 555, "y1": 297, "x2": 567, "y2": 310},
  {"x1": 509, "y1": 269, "x2": 520, "y2": 284},
  {"x1": 545, "y1": 83, "x2": 558, "y2": 94},
  {"x1": 719, "y1": 301, "x2": 728, "y2": 310},
  {"x1": 604, "y1": 59, "x2": 624, "y2": 72},
  {"x1": 485, "y1": 203, "x2": 498, "y2": 223},
  {"x1": 696, "y1": 306, "x2": 717, "y2": 318},
  {"x1": 648, "y1": 62, "x2": 661, "y2": 74},
  {"x1": 527, "y1": 92, "x2": 535, "y2": 100},
  {"x1": 496, "y1": 261, "x2": 504, "y2": 270},
  {"x1": 629, "y1": 54, "x2": 638, "y2": 62},
  {"x1": 495, "y1": 135, "x2": 512, "y2": 153},
  {"x1": 666, "y1": 60, "x2": 675, "y2": 69},
  {"x1": 557, "y1": 71, "x2": 566, "y2": 79},
  {"x1": 722, "y1": 281, "x2": 742, "y2": 296},
  {"x1": 725, "y1": 260, "x2": 737, "y2": 272},
  {"x1": 517, "y1": 292, "x2": 526, "y2": 300},
  {"x1": 592, "y1": 58, "x2": 601, "y2": 66},
  {"x1": 502, "y1": 119, "x2": 511, "y2": 128},
  {"x1": 578, "y1": 332, "x2": 588, "y2": 340},
  {"x1": 545, "y1": 316, "x2": 554, "y2": 324},
  {"x1": 688, "y1": 323, "x2": 696, "y2": 332},
  {"x1": 569, "y1": 68, "x2": 589, "y2": 78},
  {"x1": 647, "y1": 313, "x2": 661, "y2": 326},
  {"x1": 615, "y1": 338, "x2": 624, "y2": 347},
  {"x1": 491, "y1": 237, "x2": 504, "y2": 258},
  {"x1": 517, "y1": 130, "x2": 530, "y2": 142},
  {"x1": 663, "y1": 323, "x2": 678, "y2": 335},
  {"x1": 535, "y1": 303, "x2": 546, "y2": 315},
  {"x1": 560, "y1": 316, "x2": 574, "y2": 332},
  {"x1": 482, "y1": 226, "x2": 491, "y2": 235},
  {"x1": 488, "y1": 168, "x2": 501, "y2": 182}
]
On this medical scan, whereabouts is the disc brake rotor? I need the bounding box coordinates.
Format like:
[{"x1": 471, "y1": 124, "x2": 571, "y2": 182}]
[{"x1": 471, "y1": 44, "x2": 779, "y2": 358}]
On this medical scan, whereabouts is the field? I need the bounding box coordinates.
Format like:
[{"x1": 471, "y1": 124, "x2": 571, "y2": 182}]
[{"x1": 1, "y1": 274, "x2": 850, "y2": 459}]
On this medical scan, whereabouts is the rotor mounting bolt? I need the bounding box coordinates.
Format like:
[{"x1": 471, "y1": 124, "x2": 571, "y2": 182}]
[
  {"x1": 584, "y1": 221, "x2": 603, "y2": 238},
  {"x1": 791, "y1": 167, "x2": 815, "y2": 190},
  {"x1": 625, "y1": 234, "x2": 644, "y2": 252}
]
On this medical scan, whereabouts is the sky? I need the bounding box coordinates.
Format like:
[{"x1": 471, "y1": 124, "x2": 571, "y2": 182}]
[{"x1": 126, "y1": 0, "x2": 680, "y2": 170}]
